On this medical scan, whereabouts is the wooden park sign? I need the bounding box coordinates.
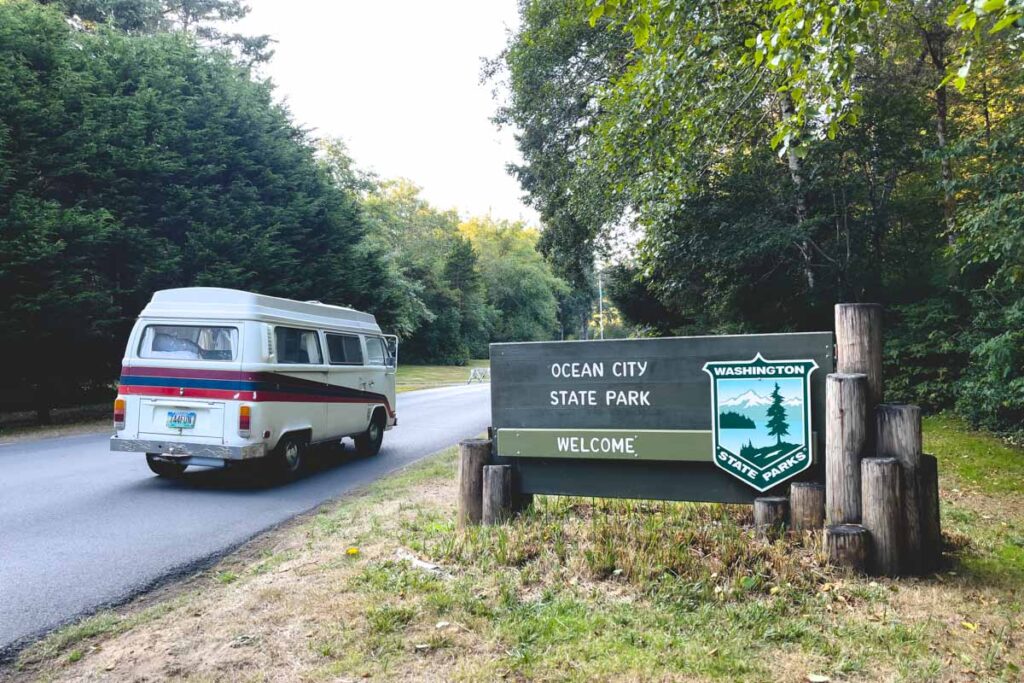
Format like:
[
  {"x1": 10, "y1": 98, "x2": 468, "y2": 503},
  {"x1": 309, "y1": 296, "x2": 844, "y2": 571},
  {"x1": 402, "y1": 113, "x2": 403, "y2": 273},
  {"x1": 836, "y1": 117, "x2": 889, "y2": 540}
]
[
  {"x1": 491, "y1": 333, "x2": 834, "y2": 503},
  {"x1": 466, "y1": 305, "x2": 942, "y2": 579}
]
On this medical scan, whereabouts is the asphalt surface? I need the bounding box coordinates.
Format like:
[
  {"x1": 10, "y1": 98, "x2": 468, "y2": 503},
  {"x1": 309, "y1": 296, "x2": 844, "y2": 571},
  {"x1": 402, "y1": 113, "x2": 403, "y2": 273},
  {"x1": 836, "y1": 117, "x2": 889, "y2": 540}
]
[{"x1": 0, "y1": 383, "x2": 491, "y2": 656}]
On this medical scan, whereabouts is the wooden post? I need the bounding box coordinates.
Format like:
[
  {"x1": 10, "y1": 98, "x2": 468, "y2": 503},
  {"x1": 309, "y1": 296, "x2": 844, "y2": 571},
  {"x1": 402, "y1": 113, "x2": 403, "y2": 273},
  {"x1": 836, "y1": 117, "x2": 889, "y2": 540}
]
[
  {"x1": 861, "y1": 457, "x2": 903, "y2": 577},
  {"x1": 482, "y1": 465, "x2": 512, "y2": 525},
  {"x1": 457, "y1": 438, "x2": 491, "y2": 527},
  {"x1": 876, "y1": 404, "x2": 923, "y2": 574},
  {"x1": 754, "y1": 496, "x2": 789, "y2": 539},
  {"x1": 826, "y1": 373, "x2": 868, "y2": 525},
  {"x1": 512, "y1": 491, "x2": 534, "y2": 515},
  {"x1": 790, "y1": 482, "x2": 826, "y2": 533},
  {"x1": 835, "y1": 303, "x2": 883, "y2": 411},
  {"x1": 825, "y1": 524, "x2": 870, "y2": 572},
  {"x1": 919, "y1": 454, "x2": 942, "y2": 572}
]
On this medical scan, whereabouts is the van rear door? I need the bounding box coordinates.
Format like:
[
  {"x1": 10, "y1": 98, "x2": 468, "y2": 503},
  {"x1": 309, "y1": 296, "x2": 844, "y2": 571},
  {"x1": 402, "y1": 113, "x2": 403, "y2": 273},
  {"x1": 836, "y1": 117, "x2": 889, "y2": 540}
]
[{"x1": 126, "y1": 322, "x2": 243, "y2": 444}]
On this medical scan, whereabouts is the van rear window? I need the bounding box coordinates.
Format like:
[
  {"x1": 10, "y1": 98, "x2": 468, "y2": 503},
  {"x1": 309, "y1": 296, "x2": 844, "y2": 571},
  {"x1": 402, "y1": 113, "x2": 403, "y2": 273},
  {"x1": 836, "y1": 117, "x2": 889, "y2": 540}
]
[{"x1": 138, "y1": 325, "x2": 238, "y2": 361}]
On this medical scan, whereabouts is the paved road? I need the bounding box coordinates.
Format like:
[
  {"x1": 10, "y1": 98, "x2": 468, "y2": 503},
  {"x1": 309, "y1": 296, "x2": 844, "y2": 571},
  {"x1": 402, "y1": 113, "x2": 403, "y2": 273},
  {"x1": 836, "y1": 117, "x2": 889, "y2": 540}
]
[{"x1": 0, "y1": 383, "x2": 490, "y2": 656}]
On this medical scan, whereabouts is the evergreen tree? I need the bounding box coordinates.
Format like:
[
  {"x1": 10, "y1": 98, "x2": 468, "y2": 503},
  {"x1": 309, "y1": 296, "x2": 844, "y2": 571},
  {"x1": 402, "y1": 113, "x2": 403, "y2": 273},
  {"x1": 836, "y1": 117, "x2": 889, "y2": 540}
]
[
  {"x1": 0, "y1": 2, "x2": 403, "y2": 415},
  {"x1": 765, "y1": 383, "x2": 790, "y2": 445}
]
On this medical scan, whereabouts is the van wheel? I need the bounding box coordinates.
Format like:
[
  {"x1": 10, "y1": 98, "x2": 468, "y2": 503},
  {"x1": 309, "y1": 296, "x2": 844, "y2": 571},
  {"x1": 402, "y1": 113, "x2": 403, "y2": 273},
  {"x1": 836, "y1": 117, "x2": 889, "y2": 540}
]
[
  {"x1": 355, "y1": 414, "x2": 385, "y2": 456},
  {"x1": 273, "y1": 434, "x2": 306, "y2": 479},
  {"x1": 146, "y1": 454, "x2": 186, "y2": 478}
]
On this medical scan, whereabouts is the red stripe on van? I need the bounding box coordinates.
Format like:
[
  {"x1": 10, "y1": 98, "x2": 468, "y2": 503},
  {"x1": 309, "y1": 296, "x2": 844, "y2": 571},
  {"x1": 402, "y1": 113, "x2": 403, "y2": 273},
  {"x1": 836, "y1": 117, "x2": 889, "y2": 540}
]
[{"x1": 118, "y1": 384, "x2": 396, "y2": 417}]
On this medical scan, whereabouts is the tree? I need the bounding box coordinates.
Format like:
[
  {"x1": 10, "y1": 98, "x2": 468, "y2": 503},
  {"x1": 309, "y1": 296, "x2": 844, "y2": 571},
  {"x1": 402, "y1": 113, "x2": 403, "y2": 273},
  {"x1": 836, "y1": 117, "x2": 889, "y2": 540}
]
[
  {"x1": 0, "y1": 2, "x2": 401, "y2": 414},
  {"x1": 43, "y1": 0, "x2": 273, "y2": 62},
  {"x1": 487, "y1": 0, "x2": 631, "y2": 287},
  {"x1": 765, "y1": 383, "x2": 790, "y2": 445},
  {"x1": 460, "y1": 216, "x2": 569, "y2": 344}
]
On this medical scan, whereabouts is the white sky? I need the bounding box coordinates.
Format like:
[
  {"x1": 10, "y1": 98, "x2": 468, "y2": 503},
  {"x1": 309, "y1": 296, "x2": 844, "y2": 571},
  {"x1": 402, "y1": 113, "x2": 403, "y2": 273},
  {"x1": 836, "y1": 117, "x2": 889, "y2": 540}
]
[{"x1": 236, "y1": 0, "x2": 537, "y2": 222}]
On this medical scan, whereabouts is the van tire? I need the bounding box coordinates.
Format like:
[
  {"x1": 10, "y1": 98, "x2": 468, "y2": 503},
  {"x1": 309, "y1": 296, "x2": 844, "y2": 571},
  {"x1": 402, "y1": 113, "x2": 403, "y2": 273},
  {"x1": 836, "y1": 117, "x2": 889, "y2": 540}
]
[
  {"x1": 272, "y1": 433, "x2": 306, "y2": 480},
  {"x1": 355, "y1": 412, "x2": 385, "y2": 456},
  {"x1": 146, "y1": 454, "x2": 187, "y2": 478}
]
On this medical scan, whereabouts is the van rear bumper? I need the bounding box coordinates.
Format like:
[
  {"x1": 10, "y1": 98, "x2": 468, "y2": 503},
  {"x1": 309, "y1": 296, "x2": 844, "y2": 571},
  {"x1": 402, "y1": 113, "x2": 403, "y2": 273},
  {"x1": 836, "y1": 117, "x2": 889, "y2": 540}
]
[{"x1": 110, "y1": 437, "x2": 267, "y2": 460}]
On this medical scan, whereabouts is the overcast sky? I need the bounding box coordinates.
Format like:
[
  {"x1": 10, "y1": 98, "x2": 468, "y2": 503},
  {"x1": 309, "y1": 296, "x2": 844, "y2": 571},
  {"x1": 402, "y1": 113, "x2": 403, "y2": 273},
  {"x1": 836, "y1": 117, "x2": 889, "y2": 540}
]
[{"x1": 236, "y1": 0, "x2": 536, "y2": 222}]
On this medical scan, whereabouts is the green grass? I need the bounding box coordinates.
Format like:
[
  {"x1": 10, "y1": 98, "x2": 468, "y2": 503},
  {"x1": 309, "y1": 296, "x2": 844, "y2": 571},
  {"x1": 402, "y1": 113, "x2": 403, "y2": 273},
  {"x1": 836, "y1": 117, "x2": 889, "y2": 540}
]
[
  {"x1": 329, "y1": 418, "x2": 1024, "y2": 681},
  {"x1": 395, "y1": 359, "x2": 488, "y2": 393},
  {"x1": 16, "y1": 420, "x2": 1024, "y2": 682},
  {"x1": 924, "y1": 414, "x2": 1024, "y2": 495}
]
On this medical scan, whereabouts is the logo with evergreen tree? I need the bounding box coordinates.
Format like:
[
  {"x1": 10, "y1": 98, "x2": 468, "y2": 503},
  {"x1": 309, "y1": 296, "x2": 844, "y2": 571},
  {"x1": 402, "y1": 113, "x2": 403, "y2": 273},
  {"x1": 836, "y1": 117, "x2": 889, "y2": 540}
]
[{"x1": 703, "y1": 354, "x2": 817, "y2": 492}]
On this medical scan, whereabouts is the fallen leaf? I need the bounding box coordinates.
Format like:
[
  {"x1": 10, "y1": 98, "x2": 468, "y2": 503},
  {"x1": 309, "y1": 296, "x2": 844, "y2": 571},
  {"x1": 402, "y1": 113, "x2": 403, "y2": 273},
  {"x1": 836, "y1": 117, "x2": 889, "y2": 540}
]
[
  {"x1": 961, "y1": 621, "x2": 978, "y2": 631},
  {"x1": 806, "y1": 674, "x2": 831, "y2": 682}
]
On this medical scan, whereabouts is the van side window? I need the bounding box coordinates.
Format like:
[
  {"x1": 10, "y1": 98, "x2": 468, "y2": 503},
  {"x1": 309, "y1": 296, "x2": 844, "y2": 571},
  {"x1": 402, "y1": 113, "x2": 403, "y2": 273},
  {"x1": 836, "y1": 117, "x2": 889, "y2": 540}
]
[
  {"x1": 326, "y1": 333, "x2": 363, "y2": 365},
  {"x1": 274, "y1": 327, "x2": 322, "y2": 364},
  {"x1": 365, "y1": 337, "x2": 386, "y2": 365}
]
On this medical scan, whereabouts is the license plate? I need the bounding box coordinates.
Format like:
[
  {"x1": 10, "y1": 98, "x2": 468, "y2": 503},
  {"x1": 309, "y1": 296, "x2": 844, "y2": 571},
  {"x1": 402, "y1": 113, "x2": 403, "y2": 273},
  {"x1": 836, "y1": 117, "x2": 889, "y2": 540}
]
[{"x1": 166, "y1": 410, "x2": 197, "y2": 429}]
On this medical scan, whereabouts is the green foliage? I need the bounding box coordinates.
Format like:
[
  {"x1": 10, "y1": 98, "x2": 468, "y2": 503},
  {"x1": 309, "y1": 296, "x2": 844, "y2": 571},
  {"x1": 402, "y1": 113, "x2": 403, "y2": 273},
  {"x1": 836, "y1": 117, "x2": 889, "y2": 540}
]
[
  {"x1": 0, "y1": 2, "x2": 402, "y2": 411},
  {"x1": 500, "y1": 0, "x2": 1024, "y2": 435},
  {"x1": 461, "y1": 216, "x2": 568, "y2": 345},
  {"x1": 487, "y1": 0, "x2": 630, "y2": 288}
]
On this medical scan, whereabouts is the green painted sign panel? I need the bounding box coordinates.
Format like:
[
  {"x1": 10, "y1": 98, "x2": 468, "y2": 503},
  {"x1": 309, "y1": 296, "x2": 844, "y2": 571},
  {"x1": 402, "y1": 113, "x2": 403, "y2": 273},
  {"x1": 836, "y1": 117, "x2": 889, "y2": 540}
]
[
  {"x1": 497, "y1": 428, "x2": 712, "y2": 461},
  {"x1": 490, "y1": 333, "x2": 834, "y2": 503}
]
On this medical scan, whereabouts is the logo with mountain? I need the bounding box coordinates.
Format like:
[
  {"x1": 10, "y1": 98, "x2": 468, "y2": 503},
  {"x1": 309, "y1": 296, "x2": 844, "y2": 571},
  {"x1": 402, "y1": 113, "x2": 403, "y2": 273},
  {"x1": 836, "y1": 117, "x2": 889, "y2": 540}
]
[{"x1": 702, "y1": 354, "x2": 818, "y2": 492}]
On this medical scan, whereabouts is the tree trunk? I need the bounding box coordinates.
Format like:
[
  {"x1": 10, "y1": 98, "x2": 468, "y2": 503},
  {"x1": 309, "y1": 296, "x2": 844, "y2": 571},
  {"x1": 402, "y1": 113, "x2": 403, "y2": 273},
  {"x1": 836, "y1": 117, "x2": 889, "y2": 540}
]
[
  {"x1": 921, "y1": 24, "x2": 956, "y2": 241},
  {"x1": 826, "y1": 373, "x2": 869, "y2": 525},
  {"x1": 876, "y1": 404, "x2": 924, "y2": 574},
  {"x1": 790, "y1": 482, "x2": 826, "y2": 533},
  {"x1": 457, "y1": 438, "x2": 491, "y2": 527},
  {"x1": 782, "y1": 96, "x2": 814, "y2": 291},
  {"x1": 861, "y1": 457, "x2": 903, "y2": 577}
]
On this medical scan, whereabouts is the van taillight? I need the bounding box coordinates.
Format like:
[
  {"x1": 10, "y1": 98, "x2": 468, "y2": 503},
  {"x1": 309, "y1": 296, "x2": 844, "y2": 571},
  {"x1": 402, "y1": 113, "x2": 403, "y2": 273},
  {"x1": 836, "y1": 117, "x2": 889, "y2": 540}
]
[
  {"x1": 238, "y1": 405, "x2": 251, "y2": 437},
  {"x1": 113, "y1": 398, "x2": 126, "y2": 429}
]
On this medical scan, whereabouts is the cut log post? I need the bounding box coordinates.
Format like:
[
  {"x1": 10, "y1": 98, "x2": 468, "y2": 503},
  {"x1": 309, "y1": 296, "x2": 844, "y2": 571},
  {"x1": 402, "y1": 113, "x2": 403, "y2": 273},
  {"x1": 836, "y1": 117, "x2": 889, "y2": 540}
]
[
  {"x1": 457, "y1": 438, "x2": 491, "y2": 527},
  {"x1": 826, "y1": 373, "x2": 869, "y2": 525},
  {"x1": 861, "y1": 457, "x2": 903, "y2": 577},
  {"x1": 877, "y1": 404, "x2": 923, "y2": 574},
  {"x1": 835, "y1": 303, "x2": 884, "y2": 412},
  {"x1": 919, "y1": 454, "x2": 942, "y2": 572},
  {"x1": 825, "y1": 524, "x2": 870, "y2": 572},
  {"x1": 754, "y1": 496, "x2": 789, "y2": 539},
  {"x1": 482, "y1": 465, "x2": 512, "y2": 525},
  {"x1": 790, "y1": 482, "x2": 826, "y2": 533}
]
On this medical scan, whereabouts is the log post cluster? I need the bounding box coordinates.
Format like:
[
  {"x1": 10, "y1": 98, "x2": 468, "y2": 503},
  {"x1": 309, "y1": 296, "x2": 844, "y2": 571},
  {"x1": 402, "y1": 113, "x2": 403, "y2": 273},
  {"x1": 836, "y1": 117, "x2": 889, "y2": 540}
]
[
  {"x1": 821, "y1": 304, "x2": 943, "y2": 576},
  {"x1": 458, "y1": 438, "x2": 516, "y2": 527}
]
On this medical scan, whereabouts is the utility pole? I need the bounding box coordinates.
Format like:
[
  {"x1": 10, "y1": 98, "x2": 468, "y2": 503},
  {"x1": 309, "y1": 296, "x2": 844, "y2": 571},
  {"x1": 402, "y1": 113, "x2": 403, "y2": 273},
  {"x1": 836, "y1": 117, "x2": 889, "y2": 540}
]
[{"x1": 598, "y1": 270, "x2": 605, "y2": 340}]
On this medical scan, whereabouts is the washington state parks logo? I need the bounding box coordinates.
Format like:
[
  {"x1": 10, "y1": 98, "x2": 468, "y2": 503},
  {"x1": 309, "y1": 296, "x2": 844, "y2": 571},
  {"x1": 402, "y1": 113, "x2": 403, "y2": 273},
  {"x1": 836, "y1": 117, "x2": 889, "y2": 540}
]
[{"x1": 702, "y1": 354, "x2": 818, "y2": 491}]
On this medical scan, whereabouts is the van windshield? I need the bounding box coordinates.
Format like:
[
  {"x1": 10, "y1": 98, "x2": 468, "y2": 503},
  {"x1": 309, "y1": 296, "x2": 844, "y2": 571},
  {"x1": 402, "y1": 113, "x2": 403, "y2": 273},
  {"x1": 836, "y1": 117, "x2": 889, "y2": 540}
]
[{"x1": 138, "y1": 325, "x2": 238, "y2": 361}]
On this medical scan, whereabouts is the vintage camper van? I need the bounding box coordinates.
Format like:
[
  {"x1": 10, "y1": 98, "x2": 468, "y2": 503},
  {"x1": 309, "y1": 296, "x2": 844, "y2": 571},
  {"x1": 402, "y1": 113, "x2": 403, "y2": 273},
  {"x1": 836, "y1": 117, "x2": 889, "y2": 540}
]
[{"x1": 110, "y1": 288, "x2": 397, "y2": 478}]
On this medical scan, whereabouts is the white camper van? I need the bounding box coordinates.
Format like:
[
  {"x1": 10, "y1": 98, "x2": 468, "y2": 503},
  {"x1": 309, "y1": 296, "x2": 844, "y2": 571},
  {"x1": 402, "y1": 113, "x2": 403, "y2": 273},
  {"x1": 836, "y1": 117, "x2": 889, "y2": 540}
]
[{"x1": 110, "y1": 288, "x2": 397, "y2": 478}]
